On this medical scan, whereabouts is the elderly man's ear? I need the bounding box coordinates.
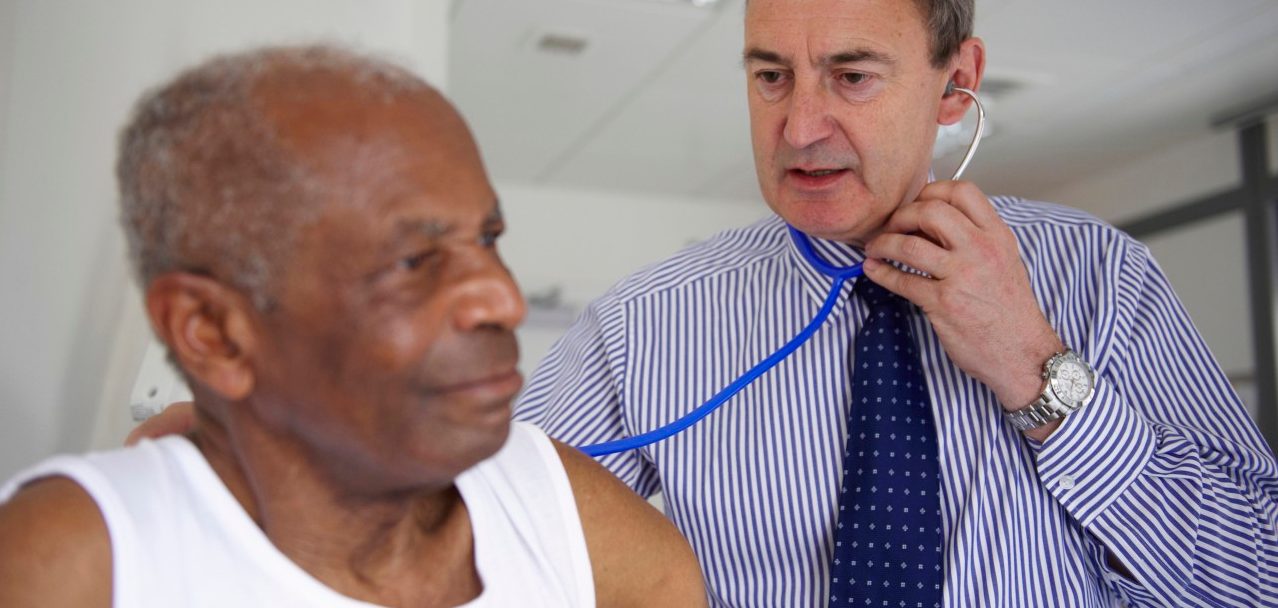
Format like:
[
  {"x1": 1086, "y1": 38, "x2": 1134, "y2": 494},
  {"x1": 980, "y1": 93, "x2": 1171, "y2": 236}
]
[{"x1": 145, "y1": 274, "x2": 260, "y2": 402}]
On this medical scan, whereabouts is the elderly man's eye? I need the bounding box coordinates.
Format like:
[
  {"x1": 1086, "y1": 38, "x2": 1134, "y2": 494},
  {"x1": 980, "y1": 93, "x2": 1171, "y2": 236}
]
[
  {"x1": 479, "y1": 229, "x2": 502, "y2": 248},
  {"x1": 398, "y1": 250, "x2": 439, "y2": 271}
]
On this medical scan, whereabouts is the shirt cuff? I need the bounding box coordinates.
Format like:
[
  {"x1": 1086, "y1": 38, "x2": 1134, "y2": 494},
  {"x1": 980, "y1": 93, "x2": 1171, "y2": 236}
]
[{"x1": 1032, "y1": 377, "x2": 1157, "y2": 526}]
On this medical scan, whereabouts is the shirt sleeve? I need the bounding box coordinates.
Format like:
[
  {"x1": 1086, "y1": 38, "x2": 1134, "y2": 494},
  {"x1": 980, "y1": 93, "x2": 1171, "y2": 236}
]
[
  {"x1": 1033, "y1": 237, "x2": 1278, "y2": 607},
  {"x1": 513, "y1": 292, "x2": 663, "y2": 498}
]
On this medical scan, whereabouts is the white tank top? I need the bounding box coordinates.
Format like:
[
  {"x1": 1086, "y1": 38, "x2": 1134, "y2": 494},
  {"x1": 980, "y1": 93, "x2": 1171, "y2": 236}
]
[{"x1": 0, "y1": 421, "x2": 595, "y2": 607}]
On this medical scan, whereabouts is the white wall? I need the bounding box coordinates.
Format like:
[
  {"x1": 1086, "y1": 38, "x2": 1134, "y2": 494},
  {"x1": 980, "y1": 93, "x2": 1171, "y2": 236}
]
[
  {"x1": 496, "y1": 181, "x2": 768, "y2": 372},
  {"x1": 0, "y1": 1, "x2": 13, "y2": 167},
  {"x1": 0, "y1": 0, "x2": 451, "y2": 479},
  {"x1": 1040, "y1": 120, "x2": 1276, "y2": 418}
]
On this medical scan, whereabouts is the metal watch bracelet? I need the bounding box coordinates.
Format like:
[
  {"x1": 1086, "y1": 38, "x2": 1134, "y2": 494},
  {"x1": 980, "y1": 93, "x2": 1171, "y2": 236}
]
[{"x1": 1006, "y1": 396, "x2": 1073, "y2": 432}]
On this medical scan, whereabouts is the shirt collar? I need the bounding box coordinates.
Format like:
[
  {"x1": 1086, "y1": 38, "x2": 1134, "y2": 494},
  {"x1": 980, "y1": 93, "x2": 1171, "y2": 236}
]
[
  {"x1": 776, "y1": 168, "x2": 937, "y2": 311},
  {"x1": 781, "y1": 219, "x2": 864, "y2": 313}
]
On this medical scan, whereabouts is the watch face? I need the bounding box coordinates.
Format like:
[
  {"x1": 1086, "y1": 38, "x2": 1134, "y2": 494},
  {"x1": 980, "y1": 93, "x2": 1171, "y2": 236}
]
[{"x1": 1051, "y1": 359, "x2": 1092, "y2": 405}]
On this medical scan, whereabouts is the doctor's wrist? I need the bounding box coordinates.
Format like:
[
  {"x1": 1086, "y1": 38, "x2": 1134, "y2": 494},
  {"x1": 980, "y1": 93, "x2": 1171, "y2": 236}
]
[{"x1": 994, "y1": 333, "x2": 1066, "y2": 413}]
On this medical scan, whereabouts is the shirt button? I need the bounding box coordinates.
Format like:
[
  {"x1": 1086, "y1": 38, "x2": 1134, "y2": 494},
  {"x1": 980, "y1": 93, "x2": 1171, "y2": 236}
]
[{"x1": 1060, "y1": 475, "x2": 1077, "y2": 491}]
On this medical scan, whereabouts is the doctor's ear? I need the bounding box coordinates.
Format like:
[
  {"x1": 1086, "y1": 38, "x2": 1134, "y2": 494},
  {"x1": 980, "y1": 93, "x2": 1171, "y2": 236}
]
[
  {"x1": 144, "y1": 273, "x2": 260, "y2": 402},
  {"x1": 938, "y1": 37, "x2": 985, "y2": 126}
]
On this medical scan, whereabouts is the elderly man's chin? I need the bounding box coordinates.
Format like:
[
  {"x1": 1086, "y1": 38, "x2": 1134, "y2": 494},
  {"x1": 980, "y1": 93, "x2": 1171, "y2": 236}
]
[
  {"x1": 435, "y1": 392, "x2": 517, "y2": 452},
  {"x1": 439, "y1": 414, "x2": 514, "y2": 470},
  {"x1": 388, "y1": 411, "x2": 514, "y2": 485}
]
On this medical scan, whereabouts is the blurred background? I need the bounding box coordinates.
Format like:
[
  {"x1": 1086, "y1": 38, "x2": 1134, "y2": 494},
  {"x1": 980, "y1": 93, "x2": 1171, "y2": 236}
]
[{"x1": 1, "y1": 0, "x2": 1276, "y2": 480}]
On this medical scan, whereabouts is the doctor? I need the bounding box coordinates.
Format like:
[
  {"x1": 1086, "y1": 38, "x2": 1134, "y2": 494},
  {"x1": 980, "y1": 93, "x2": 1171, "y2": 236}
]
[{"x1": 515, "y1": 0, "x2": 1278, "y2": 606}]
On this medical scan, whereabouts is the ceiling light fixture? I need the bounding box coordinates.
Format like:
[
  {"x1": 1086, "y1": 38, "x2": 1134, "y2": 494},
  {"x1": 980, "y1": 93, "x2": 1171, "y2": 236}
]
[{"x1": 536, "y1": 32, "x2": 589, "y2": 56}]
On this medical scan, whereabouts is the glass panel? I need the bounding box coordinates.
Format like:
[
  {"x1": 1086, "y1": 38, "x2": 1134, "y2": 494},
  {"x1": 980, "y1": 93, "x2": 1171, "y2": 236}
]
[
  {"x1": 1268, "y1": 115, "x2": 1278, "y2": 176},
  {"x1": 1141, "y1": 211, "x2": 1256, "y2": 419}
]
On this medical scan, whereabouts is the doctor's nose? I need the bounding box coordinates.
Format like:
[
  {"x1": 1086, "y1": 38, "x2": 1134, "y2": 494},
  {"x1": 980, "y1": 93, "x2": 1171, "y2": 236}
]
[{"x1": 782, "y1": 84, "x2": 837, "y2": 150}]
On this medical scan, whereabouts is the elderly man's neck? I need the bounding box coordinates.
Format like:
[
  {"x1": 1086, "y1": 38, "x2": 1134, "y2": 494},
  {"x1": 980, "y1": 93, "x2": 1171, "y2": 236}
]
[{"x1": 188, "y1": 402, "x2": 482, "y2": 605}]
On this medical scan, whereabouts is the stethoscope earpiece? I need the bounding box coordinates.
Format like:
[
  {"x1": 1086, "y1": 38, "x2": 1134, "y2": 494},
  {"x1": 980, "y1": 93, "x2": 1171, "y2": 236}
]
[{"x1": 945, "y1": 86, "x2": 984, "y2": 181}]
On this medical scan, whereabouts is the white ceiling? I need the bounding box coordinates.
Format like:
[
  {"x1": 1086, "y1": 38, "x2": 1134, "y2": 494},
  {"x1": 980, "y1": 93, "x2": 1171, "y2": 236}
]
[{"x1": 450, "y1": 0, "x2": 1278, "y2": 204}]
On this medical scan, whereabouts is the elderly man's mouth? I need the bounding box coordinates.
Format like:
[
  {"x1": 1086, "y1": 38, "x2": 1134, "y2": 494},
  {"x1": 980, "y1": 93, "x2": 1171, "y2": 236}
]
[{"x1": 429, "y1": 369, "x2": 524, "y2": 399}]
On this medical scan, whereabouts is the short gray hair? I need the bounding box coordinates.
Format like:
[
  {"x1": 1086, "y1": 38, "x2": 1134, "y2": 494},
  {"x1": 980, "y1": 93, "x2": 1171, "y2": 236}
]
[
  {"x1": 920, "y1": 0, "x2": 975, "y2": 68},
  {"x1": 117, "y1": 44, "x2": 434, "y2": 310},
  {"x1": 744, "y1": 0, "x2": 975, "y2": 68}
]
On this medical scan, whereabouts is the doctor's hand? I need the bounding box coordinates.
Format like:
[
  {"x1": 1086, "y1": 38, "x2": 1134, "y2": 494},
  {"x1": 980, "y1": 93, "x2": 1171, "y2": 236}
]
[
  {"x1": 863, "y1": 181, "x2": 1064, "y2": 427},
  {"x1": 124, "y1": 402, "x2": 197, "y2": 446}
]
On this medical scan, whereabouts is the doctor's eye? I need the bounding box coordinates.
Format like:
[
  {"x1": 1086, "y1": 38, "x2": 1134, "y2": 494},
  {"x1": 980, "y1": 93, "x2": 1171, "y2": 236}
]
[
  {"x1": 753, "y1": 69, "x2": 790, "y2": 101},
  {"x1": 838, "y1": 72, "x2": 873, "y2": 86},
  {"x1": 756, "y1": 70, "x2": 786, "y2": 84}
]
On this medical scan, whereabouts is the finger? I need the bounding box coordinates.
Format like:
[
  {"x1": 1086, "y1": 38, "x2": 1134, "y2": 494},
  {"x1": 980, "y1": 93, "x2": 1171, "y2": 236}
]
[
  {"x1": 862, "y1": 258, "x2": 937, "y2": 309},
  {"x1": 865, "y1": 233, "x2": 952, "y2": 279},
  {"x1": 916, "y1": 180, "x2": 1002, "y2": 229},
  {"x1": 124, "y1": 401, "x2": 197, "y2": 446},
  {"x1": 881, "y1": 198, "x2": 977, "y2": 248}
]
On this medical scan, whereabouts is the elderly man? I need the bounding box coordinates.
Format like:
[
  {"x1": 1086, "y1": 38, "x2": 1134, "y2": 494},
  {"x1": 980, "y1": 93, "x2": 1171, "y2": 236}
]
[
  {"x1": 0, "y1": 46, "x2": 705, "y2": 607},
  {"x1": 516, "y1": 0, "x2": 1278, "y2": 606}
]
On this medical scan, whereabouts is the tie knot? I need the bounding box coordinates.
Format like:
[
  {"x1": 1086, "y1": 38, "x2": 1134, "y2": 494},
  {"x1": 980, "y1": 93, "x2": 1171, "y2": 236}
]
[{"x1": 854, "y1": 278, "x2": 901, "y2": 310}]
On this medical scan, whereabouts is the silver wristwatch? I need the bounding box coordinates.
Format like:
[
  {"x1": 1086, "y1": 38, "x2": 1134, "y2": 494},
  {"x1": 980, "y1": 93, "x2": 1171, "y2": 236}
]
[{"x1": 1005, "y1": 350, "x2": 1095, "y2": 432}]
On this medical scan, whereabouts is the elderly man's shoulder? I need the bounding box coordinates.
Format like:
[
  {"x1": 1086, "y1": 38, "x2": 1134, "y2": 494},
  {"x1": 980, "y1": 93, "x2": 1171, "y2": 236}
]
[
  {"x1": 550, "y1": 439, "x2": 708, "y2": 606},
  {"x1": 0, "y1": 475, "x2": 112, "y2": 607}
]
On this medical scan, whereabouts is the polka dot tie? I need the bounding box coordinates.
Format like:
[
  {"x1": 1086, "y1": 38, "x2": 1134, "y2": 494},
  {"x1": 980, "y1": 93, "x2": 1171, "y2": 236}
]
[{"x1": 828, "y1": 279, "x2": 943, "y2": 608}]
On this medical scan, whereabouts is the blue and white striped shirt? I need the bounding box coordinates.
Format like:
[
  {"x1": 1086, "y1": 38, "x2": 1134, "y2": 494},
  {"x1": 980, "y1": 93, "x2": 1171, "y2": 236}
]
[{"x1": 514, "y1": 198, "x2": 1278, "y2": 607}]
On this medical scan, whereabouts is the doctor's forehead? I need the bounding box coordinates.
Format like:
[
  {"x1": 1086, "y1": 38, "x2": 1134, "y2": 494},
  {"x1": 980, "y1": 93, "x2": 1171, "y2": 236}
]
[{"x1": 744, "y1": 0, "x2": 931, "y2": 65}]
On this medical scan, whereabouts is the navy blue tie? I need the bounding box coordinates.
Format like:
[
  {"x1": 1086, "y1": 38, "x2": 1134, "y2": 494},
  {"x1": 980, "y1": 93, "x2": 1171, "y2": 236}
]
[{"x1": 828, "y1": 279, "x2": 943, "y2": 608}]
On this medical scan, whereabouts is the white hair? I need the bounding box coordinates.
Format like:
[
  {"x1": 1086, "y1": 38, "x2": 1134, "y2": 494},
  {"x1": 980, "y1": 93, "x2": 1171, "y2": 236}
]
[{"x1": 117, "y1": 44, "x2": 435, "y2": 309}]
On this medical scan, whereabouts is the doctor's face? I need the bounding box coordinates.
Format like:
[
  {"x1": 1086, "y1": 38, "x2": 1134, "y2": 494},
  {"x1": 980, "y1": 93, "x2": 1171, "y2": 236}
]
[{"x1": 745, "y1": 0, "x2": 951, "y2": 245}]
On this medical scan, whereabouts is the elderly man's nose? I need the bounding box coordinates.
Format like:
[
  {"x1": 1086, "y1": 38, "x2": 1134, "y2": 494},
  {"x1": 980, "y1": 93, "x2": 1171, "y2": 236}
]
[{"x1": 453, "y1": 264, "x2": 527, "y2": 332}]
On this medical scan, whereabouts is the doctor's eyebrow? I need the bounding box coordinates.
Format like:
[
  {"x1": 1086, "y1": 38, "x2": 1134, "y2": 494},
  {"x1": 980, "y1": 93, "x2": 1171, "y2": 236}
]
[
  {"x1": 743, "y1": 47, "x2": 896, "y2": 68},
  {"x1": 825, "y1": 49, "x2": 895, "y2": 67},
  {"x1": 743, "y1": 48, "x2": 787, "y2": 66}
]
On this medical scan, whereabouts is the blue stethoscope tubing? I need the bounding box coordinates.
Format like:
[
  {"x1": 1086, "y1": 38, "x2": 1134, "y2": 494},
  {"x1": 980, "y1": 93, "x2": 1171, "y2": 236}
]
[{"x1": 578, "y1": 87, "x2": 985, "y2": 457}]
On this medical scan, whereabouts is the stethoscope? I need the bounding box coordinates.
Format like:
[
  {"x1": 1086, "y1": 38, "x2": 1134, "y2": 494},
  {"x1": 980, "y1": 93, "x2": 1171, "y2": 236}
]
[{"x1": 578, "y1": 86, "x2": 986, "y2": 457}]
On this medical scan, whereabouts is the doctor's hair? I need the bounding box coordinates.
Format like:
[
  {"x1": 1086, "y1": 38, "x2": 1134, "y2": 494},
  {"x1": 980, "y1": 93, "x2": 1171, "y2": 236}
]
[
  {"x1": 922, "y1": 0, "x2": 975, "y2": 68},
  {"x1": 116, "y1": 44, "x2": 434, "y2": 311},
  {"x1": 744, "y1": 0, "x2": 974, "y2": 68}
]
